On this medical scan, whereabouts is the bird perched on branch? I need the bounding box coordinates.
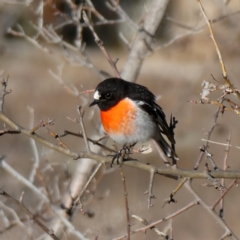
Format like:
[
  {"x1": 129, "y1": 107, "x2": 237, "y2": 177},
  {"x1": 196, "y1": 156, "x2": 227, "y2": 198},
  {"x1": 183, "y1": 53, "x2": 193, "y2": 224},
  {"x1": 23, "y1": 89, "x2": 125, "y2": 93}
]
[{"x1": 89, "y1": 78, "x2": 178, "y2": 163}]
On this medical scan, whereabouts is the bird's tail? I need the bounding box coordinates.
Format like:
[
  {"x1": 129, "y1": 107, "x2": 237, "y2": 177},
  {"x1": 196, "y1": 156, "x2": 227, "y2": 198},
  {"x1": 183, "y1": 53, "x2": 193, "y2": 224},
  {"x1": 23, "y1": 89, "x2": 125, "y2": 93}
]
[{"x1": 155, "y1": 134, "x2": 179, "y2": 161}]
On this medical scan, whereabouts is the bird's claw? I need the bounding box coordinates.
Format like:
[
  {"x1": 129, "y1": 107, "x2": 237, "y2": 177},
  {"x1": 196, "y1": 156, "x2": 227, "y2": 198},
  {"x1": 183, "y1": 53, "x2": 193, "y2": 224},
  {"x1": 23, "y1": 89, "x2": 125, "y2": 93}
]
[{"x1": 109, "y1": 143, "x2": 137, "y2": 167}]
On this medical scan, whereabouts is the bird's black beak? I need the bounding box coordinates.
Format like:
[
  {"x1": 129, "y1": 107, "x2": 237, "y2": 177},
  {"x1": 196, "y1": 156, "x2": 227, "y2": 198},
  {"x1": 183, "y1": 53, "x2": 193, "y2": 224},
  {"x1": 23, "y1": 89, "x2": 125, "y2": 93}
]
[{"x1": 89, "y1": 100, "x2": 99, "y2": 107}]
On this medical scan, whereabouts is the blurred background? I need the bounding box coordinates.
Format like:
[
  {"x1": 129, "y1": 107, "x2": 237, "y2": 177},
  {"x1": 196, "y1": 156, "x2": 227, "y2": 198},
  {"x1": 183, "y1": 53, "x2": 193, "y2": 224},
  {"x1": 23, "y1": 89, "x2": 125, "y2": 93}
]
[{"x1": 0, "y1": 0, "x2": 240, "y2": 239}]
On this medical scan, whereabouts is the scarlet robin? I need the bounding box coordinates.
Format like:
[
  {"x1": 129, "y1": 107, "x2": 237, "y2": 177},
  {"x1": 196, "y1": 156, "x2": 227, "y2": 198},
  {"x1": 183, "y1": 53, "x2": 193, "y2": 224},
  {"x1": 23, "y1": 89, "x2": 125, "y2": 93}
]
[{"x1": 89, "y1": 78, "x2": 178, "y2": 162}]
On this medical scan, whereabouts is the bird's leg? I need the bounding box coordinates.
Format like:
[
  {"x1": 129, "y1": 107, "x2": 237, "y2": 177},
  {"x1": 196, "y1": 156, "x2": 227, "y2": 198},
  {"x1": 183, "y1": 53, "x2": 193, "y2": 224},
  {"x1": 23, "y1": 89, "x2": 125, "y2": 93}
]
[
  {"x1": 109, "y1": 142, "x2": 137, "y2": 167},
  {"x1": 110, "y1": 147, "x2": 125, "y2": 167},
  {"x1": 124, "y1": 142, "x2": 137, "y2": 155}
]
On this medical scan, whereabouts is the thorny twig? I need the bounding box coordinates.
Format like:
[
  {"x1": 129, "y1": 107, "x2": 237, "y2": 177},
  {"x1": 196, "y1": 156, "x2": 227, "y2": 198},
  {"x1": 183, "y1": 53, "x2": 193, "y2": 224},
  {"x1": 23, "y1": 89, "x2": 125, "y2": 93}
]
[
  {"x1": 30, "y1": 119, "x2": 55, "y2": 134},
  {"x1": 131, "y1": 215, "x2": 167, "y2": 238},
  {"x1": 113, "y1": 200, "x2": 199, "y2": 240},
  {"x1": 163, "y1": 177, "x2": 188, "y2": 207},
  {"x1": 191, "y1": 0, "x2": 240, "y2": 116},
  {"x1": 185, "y1": 180, "x2": 238, "y2": 240},
  {"x1": 194, "y1": 105, "x2": 222, "y2": 170}
]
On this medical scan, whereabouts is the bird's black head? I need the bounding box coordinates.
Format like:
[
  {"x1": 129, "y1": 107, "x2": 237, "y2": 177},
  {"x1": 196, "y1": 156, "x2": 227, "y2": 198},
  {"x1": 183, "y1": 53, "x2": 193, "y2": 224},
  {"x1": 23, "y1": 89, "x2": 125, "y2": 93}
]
[{"x1": 89, "y1": 78, "x2": 127, "y2": 111}]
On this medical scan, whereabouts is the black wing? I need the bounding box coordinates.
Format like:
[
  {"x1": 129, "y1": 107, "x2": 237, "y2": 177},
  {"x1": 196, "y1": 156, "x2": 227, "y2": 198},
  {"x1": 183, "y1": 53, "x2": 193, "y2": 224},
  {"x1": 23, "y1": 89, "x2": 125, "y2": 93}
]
[
  {"x1": 126, "y1": 81, "x2": 176, "y2": 144},
  {"x1": 138, "y1": 100, "x2": 176, "y2": 145}
]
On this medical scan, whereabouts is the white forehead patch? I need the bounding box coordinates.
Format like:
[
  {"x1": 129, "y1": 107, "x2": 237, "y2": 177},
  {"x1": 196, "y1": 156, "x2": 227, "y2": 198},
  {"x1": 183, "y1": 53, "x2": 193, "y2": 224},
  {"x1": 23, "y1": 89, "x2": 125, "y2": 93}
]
[{"x1": 93, "y1": 90, "x2": 101, "y2": 100}]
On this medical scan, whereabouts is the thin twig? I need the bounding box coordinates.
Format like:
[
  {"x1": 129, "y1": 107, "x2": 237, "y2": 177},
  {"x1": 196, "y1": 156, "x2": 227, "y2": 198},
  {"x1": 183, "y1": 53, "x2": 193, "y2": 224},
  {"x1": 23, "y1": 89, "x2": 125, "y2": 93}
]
[
  {"x1": 34, "y1": 0, "x2": 43, "y2": 39},
  {"x1": 202, "y1": 139, "x2": 240, "y2": 150},
  {"x1": 0, "y1": 201, "x2": 30, "y2": 235},
  {"x1": 113, "y1": 200, "x2": 198, "y2": 239},
  {"x1": 163, "y1": 177, "x2": 188, "y2": 207},
  {"x1": 194, "y1": 105, "x2": 222, "y2": 170},
  {"x1": 27, "y1": 106, "x2": 40, "y2": 183},
  {"x1": 60, "y1": 130, "x2": 115, "y2": 153},
  {"x1": 185, "y1": 180, "x2": 238, "y2": 240},
  {"x1": 211, "y1": 179, "x2": 237, "y2": 211},
  {"x1": 36, "y1": 169, "x2": 54, "y2": 204},
  {"x1": 119, "y1": 165, "x2": 131, "y2": 240},
  {"x1": 220, "y1": 133, "x2": 231, "y2": 218},
  {"x1": 47, "y1": 128, "x2": 69, "y2": 149},
  {"x1": 106, "y1": 0, "x2": 138, "y2": 30},
  {"x1": 131, "y1": 215, "x2": 167, "y2": 238},
  {"x1": 82, "y1": 11, "x2": 121, "y2": 78},
  {"x1": 147, "y1": 169, "x2": 156, "y2": 209},
  {"x1": 77, "y1": 106, "x2": 91, "y2": 152},
  {"x1": 72, "y1": 162, "x2": 103, "y2": 218},
  {"x1": 203, "y1": 146, "x2": 218, "y2": 170},
  {"x1": 197, "y1": 0, "x2": 230, "y2": 86},
  {"x1": 0, "y1": 158, "x2": 49, "y2": 203},
  {"x1": 0, "y1": 78, "x2": 11, "y2": 112},
  {"x1": 0, "y1": 189, "x2": 59, "y2": 240},
  {"x1": 30, "y1": 119, "x2": 55, "y2": 134},
  {"x1": 218, "y1": 231, "x2": 235, "y2": 240}
]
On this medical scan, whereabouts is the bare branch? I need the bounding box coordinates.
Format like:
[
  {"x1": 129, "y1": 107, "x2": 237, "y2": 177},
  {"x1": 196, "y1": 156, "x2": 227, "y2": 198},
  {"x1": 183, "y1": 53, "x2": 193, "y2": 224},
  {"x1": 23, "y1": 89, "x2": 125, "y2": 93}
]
[
  {"x1": 119, "y1": 166, "x2": 131, "y2": 240},
  {"x1": 82, "y1": 11, "x2": 121, "y2": 78},
  {"x1": 185, "y1": 180, "x2": 238, "y2": 240},
  {"x1": 194, "y1": 105, "x2": 222, "y2": 170},
  {"x1": 113, "y1": 200, "x2": 198, "y2": 239},
  {"x1": 131, "y1": 215, "x2": 167, "y2": 238},
  {"x1": 77, "y1": 106, "x2": 91, "y2": 152},
  {"x1": 146, "y1": 169, "x2": 156, "y2": 209},
  {"x1": 0, "y1": 189, "x2": 59, "y2": 240},
  {"x1": 0, "y1": 157, "x2": 49, "y2": 203},
  {"x1": 197, "y1": 0, "x2": 239, "y2": 97},
  {"x1": 121, "y1": 0, "x2": 169, "y2": 82}
]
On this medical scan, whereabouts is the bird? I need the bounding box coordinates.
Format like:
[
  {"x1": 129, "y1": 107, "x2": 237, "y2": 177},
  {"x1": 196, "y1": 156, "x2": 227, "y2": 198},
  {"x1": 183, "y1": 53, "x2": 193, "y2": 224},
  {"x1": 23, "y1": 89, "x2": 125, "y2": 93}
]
[{"x1": 89, "y1": 78, "x2": 178, "y2": 163}]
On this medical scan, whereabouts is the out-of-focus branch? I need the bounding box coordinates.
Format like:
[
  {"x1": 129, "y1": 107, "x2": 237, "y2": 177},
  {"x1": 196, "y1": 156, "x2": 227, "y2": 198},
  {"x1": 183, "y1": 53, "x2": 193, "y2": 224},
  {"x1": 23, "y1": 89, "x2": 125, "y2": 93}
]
[
  {"x1": 0, "y1": 156, "x2": 49, "y2": 203},
  {"x1": 0, "y1": 189, "x2": 60, "y2": 240},
  {"x1": 0, "y1": 200, "x2": 30, "y2": 235},
  {"x1": 121, "y1": 0, "x2": 169, "y2": 82},
  {"x1": 106, "y1": 0, "x2": 138, "y2": 30},
  {"x1": 82, "y1": 11, "x2": 121, "y2": 78},
  {"x1": 27, "y1": 106, "x2": 40, "y2": 183}
]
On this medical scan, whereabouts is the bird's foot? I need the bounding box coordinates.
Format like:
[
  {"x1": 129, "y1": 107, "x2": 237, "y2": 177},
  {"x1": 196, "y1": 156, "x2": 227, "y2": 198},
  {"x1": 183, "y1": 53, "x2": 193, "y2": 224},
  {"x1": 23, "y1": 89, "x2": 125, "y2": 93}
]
[{"x1": 109, "y1": 143, "x2": 137, "y2": 167}]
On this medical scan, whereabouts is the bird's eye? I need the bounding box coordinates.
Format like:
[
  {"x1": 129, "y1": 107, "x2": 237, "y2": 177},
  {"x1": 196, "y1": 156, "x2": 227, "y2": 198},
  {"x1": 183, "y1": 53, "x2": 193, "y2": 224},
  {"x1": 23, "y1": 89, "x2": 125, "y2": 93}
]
[{"x1": 105, "y1": 93, "x2": 112, "y2": 99}]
